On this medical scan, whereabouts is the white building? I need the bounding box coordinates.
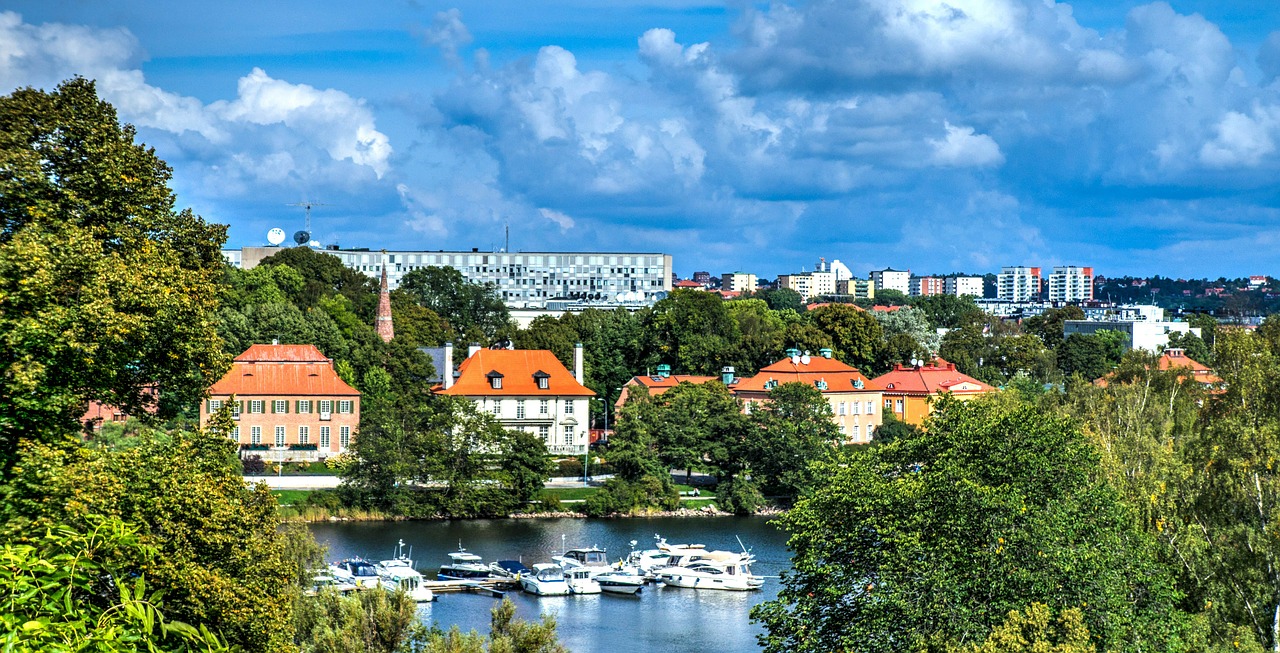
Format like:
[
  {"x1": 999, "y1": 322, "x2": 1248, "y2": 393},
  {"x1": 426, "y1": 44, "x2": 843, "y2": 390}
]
[
  {"x1": 222, "y1": 246, "x2": 673, "y2": 310},
  {"x1": 998, "y1": 266, "x2": 1042, "y2": 302},
  {"x1": 777, "y1": 270, "x2": 836, "y2": 301},
  {"x1": 1064, "y1": 320, "x2": 1197, "y2": 353},
  {"x1": 1047, "y1": 266, "x2": 1094, "y2": 303},
  {"x1": 722, "y1": 272, "x2": 758, "y2": 293},
  {"x1": 945, "y1": 276, "x2": 984, "y2": 297},
  {"x1": 434, "y1": 343, "x2": 594, "y2": 455},
  {"x1": 870, "y1": 268, "x2": 910, "y2": 295}
]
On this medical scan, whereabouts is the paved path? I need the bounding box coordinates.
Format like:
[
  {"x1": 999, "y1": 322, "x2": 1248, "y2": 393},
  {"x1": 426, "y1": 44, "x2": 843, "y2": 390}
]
[{"x1": 244, "y1": 475, "x2": 342, "y2": 489}]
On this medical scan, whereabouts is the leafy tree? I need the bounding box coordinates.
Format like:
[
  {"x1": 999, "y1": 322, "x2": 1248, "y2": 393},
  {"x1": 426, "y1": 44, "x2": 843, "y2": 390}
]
[
  {"x1": 1057, "y1": 330, "x2": 1126, "y2": 381},
  {"x1": 0, "y1": 78, "x2": 228, "y2": 471},
  {"x1": 653, "y1": 380, "x2": 746, "y2": 481},
  {"x1": 956, "y1": 604, "x2": 1094, "y2": 653},
  {"x1": 294, "y1": 587, "x2": 417, "y2": 653},
  {"x1": 746, "y1": 287, "x2": 804, "y2": 313},
  {"x1": 1188, "y1": 313, "x2": 1219, "y2": 355},
  {"x1": 2, "y1": 428, "x2": 298, "y2": 652},
  {"x1": 646, "y1": 289, "x2": 742, "y2": 374},
  {"x1": 1023, "y1": 306, "x2": 1085, "y2": 350},
  {"x1": 753, "y1": 396, "x2": 1191, "y2": 653},
  {"x1": 398, "y1": 266, "x2": 511, "y2": 343},
  {"x1": 726, "y1": 298, "x2": 788, "y2": 374},
  {"x1": 1165, "y1": 330, "x2": 1211, "y2": 364},
  {"x1": 908, "y1": 294, "x2": 982, "y2": 330},
  {"x1": 806, "y1": 304, "x2": 883, "y2": 372},
  {"x1": 746, "y1": 382, "x2": 838, "y2": 498},
  {"x1": 872, "y1": 288, "x2": 909, "y2": 306},
  {"x1": 405, "y1": 599, "x2": 568, "y2": 653},
  {"x1": 781, "y1": 321, "x2": 835, "y2": 357},
  {"x1": 586, "y1": 386, "x2": 680, "y2": 515},
  {"x1": 387, "y1": 290, "x2": 447, "y2": 348},
  {"x1": 257, "y1": 246, "x2": 376, "y2": 313},
  {"x1": 871, "y1": 306, "x2": 938, "y2": 372}
]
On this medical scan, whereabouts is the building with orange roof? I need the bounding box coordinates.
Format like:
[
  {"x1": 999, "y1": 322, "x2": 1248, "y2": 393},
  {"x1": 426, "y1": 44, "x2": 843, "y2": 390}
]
[
  {"x1": 435, "y1": 344, "x2": 595, "y2": 455},
  {"x1": 1094, "y1": 347, "x2": 1222, "y2": 390},
  {"x1": 616, "y1": 365, "x2": 717, "y2": 409},
  {"x1": 199, "y1": 343, "x2": 361, "y2": 461},
  {"x1": 734, "y1": 348, "x2": 885, "y2": 444},
  {"x1": 871, "y1": 358, "x2": 995, "y2": 425}
]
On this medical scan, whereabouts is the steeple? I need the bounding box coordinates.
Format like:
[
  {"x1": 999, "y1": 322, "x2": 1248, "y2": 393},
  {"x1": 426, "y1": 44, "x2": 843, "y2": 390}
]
[{"x1": 375, "y1": 256, "x2": 394, "y2": 343}]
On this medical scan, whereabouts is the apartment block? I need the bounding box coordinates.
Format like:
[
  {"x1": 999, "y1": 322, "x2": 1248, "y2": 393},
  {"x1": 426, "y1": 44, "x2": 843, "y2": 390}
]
[
  {"x1": 1047, "y1": 266, "x2": 1094, "y2": 302},
  {"x1": 778, "y1": 271, "x2": 836, "y2": 301},
  {"x1": 945, "y1": 276, "x2": 984, "y2": 297},
  {"x1": 997, "y1": 266, "x2": 1042, "y2": 302},
  {"x1": 836, "y1": 278, "x2": 875, "y2": 299},
  {"x1": 870, "y1": 268, "x2": 910, "y2": 294},
  {"x1": 909, "y1": 276, "x2": 945, "y2": 296},
  {"x1": 722, "y1": 272, "x2": 758, "y2": 293}
]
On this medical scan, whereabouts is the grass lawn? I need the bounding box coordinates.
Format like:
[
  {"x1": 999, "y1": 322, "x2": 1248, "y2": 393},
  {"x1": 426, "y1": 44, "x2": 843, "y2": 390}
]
[{"x1": 272, "y1": 489, "x2": 313, "y2": 506}]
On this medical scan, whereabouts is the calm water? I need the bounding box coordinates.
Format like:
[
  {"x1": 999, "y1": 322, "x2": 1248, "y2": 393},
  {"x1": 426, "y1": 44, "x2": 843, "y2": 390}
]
[{"x1": 308, "y1": 517, "x2": 791, "y2": 653}]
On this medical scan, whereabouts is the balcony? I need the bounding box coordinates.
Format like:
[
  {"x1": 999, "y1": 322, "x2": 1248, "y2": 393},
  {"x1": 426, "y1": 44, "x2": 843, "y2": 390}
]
[{"x1": 546, "y1": 444, "x2": 588, "y2": 456}]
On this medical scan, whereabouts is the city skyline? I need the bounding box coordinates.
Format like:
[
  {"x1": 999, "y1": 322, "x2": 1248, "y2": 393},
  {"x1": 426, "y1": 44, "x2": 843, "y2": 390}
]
[{"x1": 7, "y1": 1, "x2": 1280, "y2": 278}]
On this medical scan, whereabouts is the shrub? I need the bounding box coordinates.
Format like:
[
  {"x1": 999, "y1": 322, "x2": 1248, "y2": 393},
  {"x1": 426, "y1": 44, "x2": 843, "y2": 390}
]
[
  {"x1": 241, "y1": 455, "x2": 265, "y2": 475},
  {"x1": 717, "y1": 476, "x2": 765, "y2": 515}
]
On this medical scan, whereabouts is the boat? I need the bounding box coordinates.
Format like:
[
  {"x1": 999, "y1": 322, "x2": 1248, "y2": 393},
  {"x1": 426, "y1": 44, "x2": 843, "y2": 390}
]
[
  {"x1": 376, "y1": 540, "x2": 435, "y2": 602},
  {"x1": 617, "y1": 535, "x2": 705, "y2": 577},
  {"x1": 329, "y1": 557, "x2": 381, "y2": 588},
  {"x1": 594, "y1": 569, "x2": 645, "y2": 595},
  {"x1": 655, "y1": 550, "x2": 764, "y2": 591},
  {"x1": 565, "y1": 567, "x2": 601, "y2": 594},
  {"x1": 520, "y1": 563, "x2": 571, "y2": 596},
  {"x1": 553, "y1": 545, "x2": 611, "y2": 576},
  {"x1": 438, "y1": 544, "x2": 493, "y2": 580},
  {"x1": 305, "y1": 570, "x2": 357, "y2": 596},
  {"x1": 489, "y1": 560, "x2": 533, "y2": 579}
]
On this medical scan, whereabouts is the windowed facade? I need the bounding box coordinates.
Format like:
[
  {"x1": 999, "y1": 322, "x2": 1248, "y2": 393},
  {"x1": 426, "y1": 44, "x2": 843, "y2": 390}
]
[
  {"x1": 564, "y1": 400, "x2": 574, "y2": 414},
  {"x1": 320, "y1": 426, "x2": 331, "y2": 449},
  {"x1": 539, "y1": 425, "x2": 549, "y2": 442},
  {"x1": 231, "y1": 426, "x2": 240, "y2": 440},
  {"x1": 209, "y1": 399, "x2": 223, "y2": 412},
  {"x1": 275, "y1": 426, "x2": 286, "y2": 447}
]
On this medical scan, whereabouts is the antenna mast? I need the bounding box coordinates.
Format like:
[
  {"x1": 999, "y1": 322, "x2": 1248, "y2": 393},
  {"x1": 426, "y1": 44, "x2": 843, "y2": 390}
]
[{"x1": 287, "y1": 201, "x2": 329, "y2": 233}]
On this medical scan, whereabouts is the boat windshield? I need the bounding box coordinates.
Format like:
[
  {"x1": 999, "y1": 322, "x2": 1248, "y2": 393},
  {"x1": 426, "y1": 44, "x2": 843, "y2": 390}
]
[
  {"x1": 537, "y1": 567, "x2": 564, "y2": 581},
  {"x1": 583, "y1": 551, "x2": 607, "y2": 564},
  {"x1": 352, "y1": 563, "x2": 377, "y2": 577}
]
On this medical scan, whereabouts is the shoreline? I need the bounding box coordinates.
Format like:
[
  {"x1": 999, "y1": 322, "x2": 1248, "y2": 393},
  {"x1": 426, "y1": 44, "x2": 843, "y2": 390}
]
[{"x1": 284, "y1": 505, "x2": 784, "y2": 524}]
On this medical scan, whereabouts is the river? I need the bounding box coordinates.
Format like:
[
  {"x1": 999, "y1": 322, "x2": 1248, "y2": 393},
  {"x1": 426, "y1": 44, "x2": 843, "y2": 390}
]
[{"x1": 309, "y1": 516, "x2": 790, "y2": 653}]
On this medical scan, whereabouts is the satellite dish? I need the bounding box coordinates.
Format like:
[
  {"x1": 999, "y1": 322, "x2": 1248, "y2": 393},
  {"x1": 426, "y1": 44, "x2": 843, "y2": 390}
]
[
  {"x1": 293, "y1": 230, "x2": 310, "y2": 245},
  {"x1": 266, "y1": 228, "x2": 286, "y2": 246}
]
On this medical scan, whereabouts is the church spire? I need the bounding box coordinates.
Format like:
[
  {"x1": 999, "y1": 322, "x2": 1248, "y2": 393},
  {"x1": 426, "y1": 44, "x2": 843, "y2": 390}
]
[{"x1": 375, "y1": 256, "x2": 394, "y2": 343}]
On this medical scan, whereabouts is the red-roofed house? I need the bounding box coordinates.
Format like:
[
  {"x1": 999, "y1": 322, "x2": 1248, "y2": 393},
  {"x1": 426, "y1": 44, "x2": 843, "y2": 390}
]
[
  {"x1": 673, "y1": 280, "x2": 705, "y2": 290},
  {"x1": 1094, "y1": 348, "x2": 1222, "y2": 390},
  {"x1": 871, "y1": 358, "x2": 995, "y2": 425},
  {"x1": 435, "y1": 345, "x2": 595, "y2": 455},
  {"x1": 199, "y1": 343, "x2": 361, "y2": 461},
  {"x1": 735, "y1": 348, "x2": 885, "y2": 444},
  {"x1": 616, "y1": 365, "x2": 717, "y2": 409}
]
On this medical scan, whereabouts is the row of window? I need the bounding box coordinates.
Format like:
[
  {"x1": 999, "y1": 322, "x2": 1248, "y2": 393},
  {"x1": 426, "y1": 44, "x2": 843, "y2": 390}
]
[
  {"x1": 233, "y1": 425, "x2": 352, "y2": 448},
  {"x1": 836, "y1": 401, "x2": 877, "y2": 416},
  {"x1": 884, "y1": 398, "x2": 906, "y2": 413},
  {"x1": 843, "y1": 423, "x2": 876, "y2": 439},
  {"x1": 524, "y1": 424, "x2": 578, "y2": 446},
  {"x1": 480, "y1": 398, "x2": 575, "y2": 416},
  {"x1": 209, "y1": 399, "x2": 354, "y2": 415}
]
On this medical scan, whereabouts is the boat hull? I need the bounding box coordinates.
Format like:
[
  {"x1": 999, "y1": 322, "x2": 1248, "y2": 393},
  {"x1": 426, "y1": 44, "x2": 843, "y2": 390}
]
[
  {"x1": 657, "y1": 572, "x2": 763, "y2": 591},
  {"x1": 521, "y1": 578, "x2": 570, "y2": 596}
]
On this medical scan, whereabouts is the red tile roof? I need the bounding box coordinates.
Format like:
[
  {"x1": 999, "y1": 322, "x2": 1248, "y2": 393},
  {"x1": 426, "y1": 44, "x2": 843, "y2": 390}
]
[
  {"x1": 735, "y1": 355, "x2": 882, "y2": 393},
  {"x1": 872, "y1": 359, "x2": 994, "y2": 396},
  {"x1": 615, "y1": 375, "x2": 717, "y2": 407},
  {"x1": 673, "y1": 280, "x2": 704, "y2": 288},
  {"x1": 211, "y1": 346, "x2": 358, "y2": 397},
  {"x1": 435, "y1": 349, "x2": 595, "y2": 397}
]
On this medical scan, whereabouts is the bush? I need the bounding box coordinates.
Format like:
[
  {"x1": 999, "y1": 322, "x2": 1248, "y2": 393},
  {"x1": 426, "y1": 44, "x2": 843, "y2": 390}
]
[
  {"x1": 241, "y1": 454, "x2": 265, "y2": 475},
  {"x1": 717, "y1": 476, "x2": 765, "y2": 515},
  {"x1": 537, "y1": 493, "x2": 564, "y2": 513},
  {"x1": 555, "y1": 458, "x2": 584, "y2": 478},
  {"x1": 303, "y1": 490, "x2": 344, "y2": 511},
  {"x1": 583, "y1": 475, "x2": 680, "y2": 517}
]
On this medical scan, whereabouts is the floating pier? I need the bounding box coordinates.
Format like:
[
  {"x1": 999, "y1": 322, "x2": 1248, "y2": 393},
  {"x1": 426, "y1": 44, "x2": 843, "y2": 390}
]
[{"x1": 424, "y1": 578, "x2": 519, "y2": 598}]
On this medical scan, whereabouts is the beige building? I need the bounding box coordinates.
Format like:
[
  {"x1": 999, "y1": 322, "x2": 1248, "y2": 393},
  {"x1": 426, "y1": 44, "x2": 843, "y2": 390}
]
[
  {"x1": 945, "y1": 276, "x2": 984, "y2": 297},
  {"x1": 733, "y1": 348, "x2": 884, "y2": 444},
  {"x1": 836, "y1": 278, "x2": 875, "y2": 298},
  {"x1": 778, "y1": 271, "x2": 835, "y2": 301},
  {"x1": 870, "y1": 268, "x2": 910, "y2": 294},
  {"x1": 722, "y1": 272, "x2": 757, "y2": 293}
]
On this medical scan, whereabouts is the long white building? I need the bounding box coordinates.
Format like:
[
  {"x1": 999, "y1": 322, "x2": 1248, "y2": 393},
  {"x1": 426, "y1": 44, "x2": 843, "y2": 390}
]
[{"x1": 223, "y1": 246, "x2": 673, "y2": 309}]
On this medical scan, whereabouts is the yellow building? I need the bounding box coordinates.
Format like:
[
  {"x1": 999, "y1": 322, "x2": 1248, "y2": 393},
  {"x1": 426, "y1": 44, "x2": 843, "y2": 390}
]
[{"x1": 870, "y1": 359, "x2": 995, "y2": 425}]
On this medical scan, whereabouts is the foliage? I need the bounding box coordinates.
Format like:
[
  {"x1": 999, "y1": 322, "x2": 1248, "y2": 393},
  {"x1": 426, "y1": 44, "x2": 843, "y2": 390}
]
[
  {"x1": 908, "y1": 294, "x2": 982, "y2": 330},
  {"x1": 746, "y1": 382, "x2": 839, "y2": 497},
  {"x1": 1022, "y1": 306, "x2": 1085, "y2": 351},
  {"x1": 406, "y1": 598, "x2": 569, "y2": 653},
  {"x1": 0, "y1": 78, "x2": 229, "y2": 471},
  {"x1": 1165, "y1": 330, "x2": 1211, "y2": 364},
  {"x1": 953, "y1": 604, "x2": 1094, "y2": 653},
  {"x1": 294, "y1": 587, "x2": 417, "y2": 653},
  {"x1": 652, "y1": 380, "x2": 747, "y2": 479},
  {"x1": 1, "y1": 428, "x2": 299, "y2": 653},
  {"x1": 398, "y1": 265, "x2": 512, "y2": 344},
  {"x1": 715, "y1": 475, "x2": 765, "y2": 515},
  {"x1": 646, "y1": 289, "x2": 742, "y2": 375},
  {"x1": 754, "y1": 395, "x2": 1192, "y2": 653},
  {"x1": 582, "y1": 475, "x2": 680, "y2": 517},
  {"x1": 0, "y1": 516, "x2": 231, "y2": 652},
  {"x1": 805, "y1": 304, "x2": 883, "y2": 372},
  {"x1": 744, "y1": 287, "x2": 805, "y2": 313},
  {"x1": 1057, "y1": 330, "x2": 1126, "y2": 381}
]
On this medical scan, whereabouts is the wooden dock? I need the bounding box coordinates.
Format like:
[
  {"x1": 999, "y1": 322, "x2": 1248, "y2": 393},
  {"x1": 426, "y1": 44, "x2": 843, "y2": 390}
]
[{"x1": 424, "y1": 578, "x2": 520, "y2": 598}]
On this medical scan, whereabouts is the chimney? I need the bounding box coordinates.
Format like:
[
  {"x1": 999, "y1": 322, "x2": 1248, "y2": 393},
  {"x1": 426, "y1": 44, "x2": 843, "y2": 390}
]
[
  {"x1": 468, "y1": 342, "x2": 481, "y2": 358},
  {"x1": 375, "y1": 259, "x2": 394, "y2": 343},
  {"x1": 574, "y1": 342, "x2": 584, "y2": 385},
  {"x1": 819, "y1": 348, "x2": 833, "y2": 359},
  {"x1": 442, "y1": 342, "x2": 454, "y2": 390}
]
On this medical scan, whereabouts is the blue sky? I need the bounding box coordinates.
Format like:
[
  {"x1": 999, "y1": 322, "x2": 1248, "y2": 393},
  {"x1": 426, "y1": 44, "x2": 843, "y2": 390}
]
[{"x1": 6, "y1": 1, "x2": 1280, "y2": 279}]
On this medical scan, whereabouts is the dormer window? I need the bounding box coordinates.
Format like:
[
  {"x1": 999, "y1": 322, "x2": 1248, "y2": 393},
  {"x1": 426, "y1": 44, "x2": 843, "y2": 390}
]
[
  {"x1": 486, "y1": 370, "x2": 504, "y2": 390},
  {"x1": 533, "y1": 370, "x2": 551, "y2": 390}
]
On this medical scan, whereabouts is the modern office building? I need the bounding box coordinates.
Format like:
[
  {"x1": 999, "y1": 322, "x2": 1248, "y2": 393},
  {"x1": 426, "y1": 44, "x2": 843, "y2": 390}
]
[
  {"x1": 1047, "y1": 266, "x2": 1095, "y2": 302},
  {"x1": 997, "y1": 266, "x2": 1042, "y2": 302},
  {"x1": 222, "y1": 246, "x2": 673, "y2": 309}
]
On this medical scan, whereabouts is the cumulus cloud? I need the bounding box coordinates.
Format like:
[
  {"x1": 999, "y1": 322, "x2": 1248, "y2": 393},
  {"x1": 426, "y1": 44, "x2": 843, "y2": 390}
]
[
  {"x1": 419, "y1": 8, "x2": 472, "y2": 64},
  {"x1": 929, "y1": 122, "x2": 1004, "y2": 167},
  {"x1": 1200, "y1": 109, "x2": 1278, "y2": 167},
  {"x1": 538, "y1": 208, "x2": 576, "y2": 231}
]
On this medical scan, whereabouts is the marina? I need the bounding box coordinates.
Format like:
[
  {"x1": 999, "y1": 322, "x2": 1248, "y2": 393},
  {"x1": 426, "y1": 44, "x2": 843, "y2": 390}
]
[{"x1": 309, "y1": 516, "x2": 789, "y2": 653}]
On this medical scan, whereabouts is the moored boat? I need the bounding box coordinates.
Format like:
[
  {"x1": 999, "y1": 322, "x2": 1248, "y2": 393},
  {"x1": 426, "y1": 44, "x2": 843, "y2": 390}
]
[
  {"x1": 521, "y1": 563, "x2": 570, "y2": 596},
  {"x1": 376, "y1": 540, "x2": 434, "y2": 602},
  {"x1": 489, "y1": 560, "x2": 533, "y2": 579},
  {"x1": 595, "y1": 569, "x2": 645, "y2": 595},
  {"x1": 329, "y1": 557, "x2": 381, "y2": 588},
  {"x1": 655, "y1": 550, "x2": 763, "y2": 591},
  {"x1": 439, "y1": 544, "x2": 493, "y2": 580},
  {"x1": 565, "y1": 567, "x2": 601, "y2": 594}
]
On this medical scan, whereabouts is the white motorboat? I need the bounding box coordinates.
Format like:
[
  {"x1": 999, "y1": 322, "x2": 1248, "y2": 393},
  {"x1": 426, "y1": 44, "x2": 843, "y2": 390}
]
[
  {"x1": 565, "y1": 567, "x2": 601, "y2": 594},
  {"x1": 376, "y1": 540, "x2": 434, "y2": 602},
  {"x1": 438, "y1": 544, "x2": 493, "y2": 580},
  {"x1": 305, "y1": 571, "x2": 357, "y2": 596},
  {"x1": 655, "y1": 550, "x2": 764, "y2": 591},
  {"x1": 329, "y1": 558, "x2": 381, "y2": 588},
  {"x1": 521, "y1": 563, "x2": 570, "y2": 596},
  {"x1": 553, "y1": 545, "x2": 611, "y2": 576},
  {"x1": 489, "y1": 560, "x2": 533, "y2": 579},
  {"x1": 594, "y1": 570, "x2": 645, "y2": 595},
  {"x1": 618, "y1": 535, "x2": 706, "y2": 577}
]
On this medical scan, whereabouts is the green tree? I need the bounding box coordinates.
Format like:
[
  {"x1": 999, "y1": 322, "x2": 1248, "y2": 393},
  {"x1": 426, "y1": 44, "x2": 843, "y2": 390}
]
[
  {"x1": 405, "y1": 598, "x2": 569, "y2": 653},
  {"x1": 1023, "y1": 306, "x2": 1085, "y2": 351},
  {"x1": 1165, "y1": 330, "x2": 1211, "y2": 364},
  {"x1": 294, "y1": 587, "x2": 417, "y2": 653},
  {"x1": 956, "y1": 604, "x2": 1094, "y2": 653},
  {"x1": 908, "y1": 294, "x2": 982, "y2": 330},
  {"x1": 653, "y1": 380, "x2": 746, "y2": 481},
  {"x1": 746, "y1": 382, "x2": 838, "y2": 498},
  {"x1": 398, "y1": 266, "x2": 511, "y2": 343},
  {"x1": 646, "y1": 289, "x2": 742, "y2": 375},
  {"x1": 873, "y1": 288, "x2": 909, "y2": 306},
  {"x1": 806, "y1": 304, "x2": 883, "y2": 372},
  {"x1": 1057, "y1": 330, "x2": 1126, "y2": 381},
  {"x1": 0, "y1": 78, "x2": 229, "y2": 470},
  {"x1": 726, "y1": 298, "x2": 788, "y2": 374},
  {"x1": 257, "y1": 246, "x2": 376, "y2": 313},
  {"x1": 753, "y1": 396, "x2": 1190, "y2": 653},
  {"x1": 746, "y1": 287, "x2": 804, "y2": 313}
]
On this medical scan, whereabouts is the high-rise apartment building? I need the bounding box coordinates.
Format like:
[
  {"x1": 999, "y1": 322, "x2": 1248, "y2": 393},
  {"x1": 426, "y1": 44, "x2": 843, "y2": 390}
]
[
  {"x1": 945, "y1": 276, "x2": 984, "y2": 297},
  {"x1": 1047, "y1": 266, "x2": 1094, "y2": 302},
  {"x1": 997, "y1": 266, "x2": 1042, "y2": 302},
  {"x1": 909, "y1": 276, "x2": 945, "y2": 296},
  {"x1": 722, "y1": 272, "x2": 758, "y2": 293},
  {"x1": 870, "y1": 268, "x2": 910, "y2": 294}
]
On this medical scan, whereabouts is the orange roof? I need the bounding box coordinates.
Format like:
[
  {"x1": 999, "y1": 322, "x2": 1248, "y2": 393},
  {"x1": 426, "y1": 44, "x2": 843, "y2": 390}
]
[
  {"x1": 616, "y1": 374, "x2": 717, "y2": 407},
  {"x1": 735, "y1": 354, "x2": 882, "y2": 394},
  {"x1": 673, "y1": 280, "x2": 704, "y2": 288},
  {"x1": 871, "y1": 358, "x2": 994, "y2": 396},
  {"x1": 435, "y1": 349, "x2": 595, "y2": 397},
  {"x1": 1095, "y1": 348, "x2": 1222, "y2": 387},
  {"x1": 210, "y1": 346, "x2": 358, "y2": 397},
  {"x1": 235, "y1": 343, "x2": 332, "y2": 363}
]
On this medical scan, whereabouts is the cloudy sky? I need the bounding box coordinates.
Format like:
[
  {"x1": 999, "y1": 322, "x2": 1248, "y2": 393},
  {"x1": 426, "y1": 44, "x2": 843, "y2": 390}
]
[{"x1": 6, "y1": 1, "x2": 1280, "y2": 279}]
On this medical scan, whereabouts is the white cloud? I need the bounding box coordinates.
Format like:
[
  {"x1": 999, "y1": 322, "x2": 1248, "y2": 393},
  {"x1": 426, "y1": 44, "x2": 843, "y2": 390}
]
[
  {"x1": 420, "y1": 8, "x2": 472, "y2": 63},
  {"x1": 929, "y1": 122, "x2": 1004, "y2": 167},
  {"x1": 538, "y1": 208, "x2": 576, "y2": 231},
  {"x1": 1200, "y1": 109, "x2": 1277, "y2": 167}
]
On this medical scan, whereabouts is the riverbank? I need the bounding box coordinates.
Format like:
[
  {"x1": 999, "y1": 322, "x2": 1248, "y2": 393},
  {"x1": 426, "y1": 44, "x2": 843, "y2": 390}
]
[{"x1": 280, "y1": 502, "x2": 784, "y2": 523}]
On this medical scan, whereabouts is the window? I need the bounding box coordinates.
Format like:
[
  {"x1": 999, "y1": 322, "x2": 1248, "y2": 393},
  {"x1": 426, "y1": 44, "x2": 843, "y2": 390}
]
[
  {"x1": 540, "y1": 399, "x2": 549, "y2": 415},
  {"x1": 273, "y1": 400, "x2": 287, "y2": 414},
  {"x1": 563, "y1": 425, "x2": 575, "y2": 446},
  {"x1": 338, "y1": 400, "x2": 353, "y2": 414},
  {"x1": 491, "y1": 400, "x2": 501, "y2": 416},
  {"x1": 298, "y1": 400, "x2": 312, "y2": 414},
  {"x1": 852, "y1": 401, "x2": 861, "y2": 415},
  {"x1": 883, "y1": 399, "x2": 892, "y2": 410},
  {"x1": 339, "y1": 426, "x2": 351, "y2": 449},
  {"x1": 564, "y1": 400, "x2": 574, "y2": 415},
  {"x1": 516, "y1": 400, "x2": 526, "y2": 419},
  {"x1": 231, "y1": 401, "x2": 241, "y2": 416},
  {"x1": 320, "y1": 400, "x2": 332, "y2": 414},
  {"x1": 895, "y1": 399, "x2": 904, "y2": 413},
  {"x1": 837, "y1": 402, "x2": 846, "y2": 416},
  {"x1": 866, "y1": 401, "x2": 874, "y2": 414},
  {"x1": 537, "y1": 376, "x2": 549, "y2": 389},
  {"x1": 867, "y1": 424, "x2": 875, "y2": 440},
  {"x1": 298, "y1": 425, "x2": 310, "y2": 445},
  {"x1": 250, "y1": 426, "x2": 261, "y2": 445},
  {"x1": 539, "y1": 425, "x2": 549, "y2": 442},
  {"x1": 320, "y1": 426, "x2": 331, "y2": 449},
  {"x1": 209, "y1": 399, "x2": 223, "y2": 412},
  {"x1": 231, "y1": 426, "x2": 240, "y2": 440},
  {"x1": 250, "y1": 400, "x2": 264, "y2": 414},
  {"x1": 275, "y1": 426, "x2": 286, "y2": 447}
]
